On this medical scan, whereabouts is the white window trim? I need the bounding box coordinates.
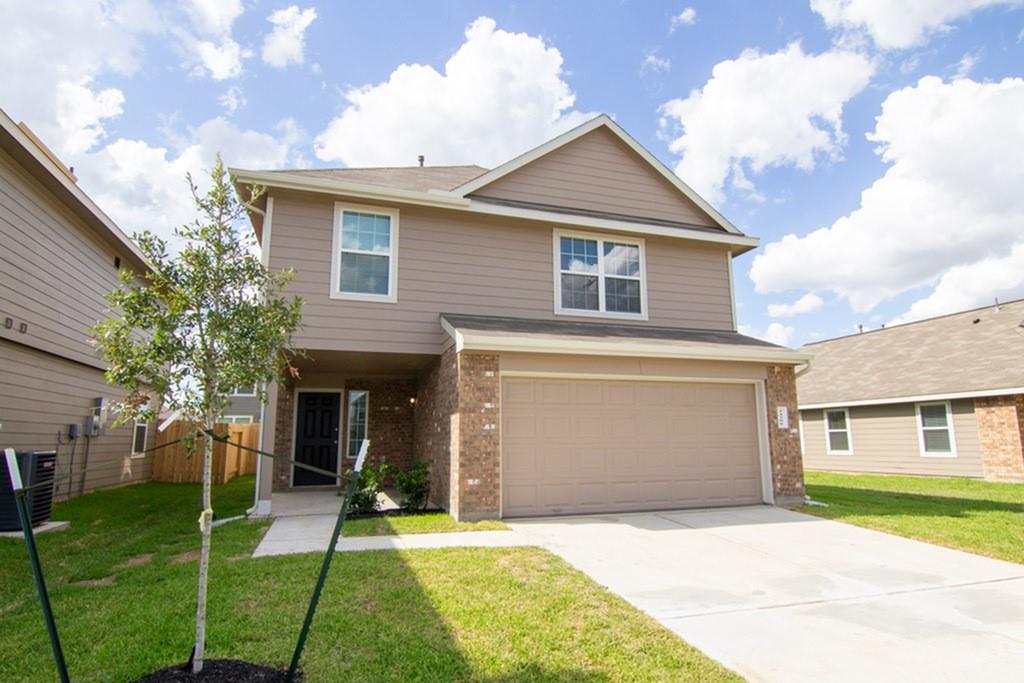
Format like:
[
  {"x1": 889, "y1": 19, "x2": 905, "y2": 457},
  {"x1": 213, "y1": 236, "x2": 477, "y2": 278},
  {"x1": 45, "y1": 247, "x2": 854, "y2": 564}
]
[
  {"x1": 916, "y1": 401, "x2": 958, "y2": 458},
  {"x1": 221, "y1": 415, "x2": 254, "y2": 424},
  {"x1": 330, "y1": 202, "x2": 399, "y2": 303},
  {"x1": 231, "y1": 385, "x2": 257, "y2": 397},
  {"x1": 345, "y1": 389, "x2": 369, "y2": 460},
  {"x1": 131, "y1": 419, "x2": 148, "y2": 458},
  {"x1": 552, "y1": 229, "x2": 648, "y2": 321},
  {"x1": 824, "y1": 408, "x2": 853, "y2": 455}
]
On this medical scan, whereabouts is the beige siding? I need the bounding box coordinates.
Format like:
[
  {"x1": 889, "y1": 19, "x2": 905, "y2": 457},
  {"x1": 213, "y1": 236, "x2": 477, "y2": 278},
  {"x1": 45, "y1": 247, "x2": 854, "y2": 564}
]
[
  {"x1": 269, "y1": 191, "x2": 735, "y2": 355},
  {"x1": 0, "y1": 147, "x2": 125, "y2": 370},
  {"x1": 0, "y1": 339, "x2": 154, "y2": 495},
  {"x1": 469, "y1": 127, "x2": 719, "y2": 228},
  {"x1": 801, "y1": 400, "x2": 984, "y2": 477}
]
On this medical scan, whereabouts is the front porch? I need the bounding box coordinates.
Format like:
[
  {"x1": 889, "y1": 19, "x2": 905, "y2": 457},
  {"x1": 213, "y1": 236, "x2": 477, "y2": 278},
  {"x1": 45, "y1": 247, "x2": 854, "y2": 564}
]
[{"x1": 270, "y1": 487, "x2": 402, "y2": 517}]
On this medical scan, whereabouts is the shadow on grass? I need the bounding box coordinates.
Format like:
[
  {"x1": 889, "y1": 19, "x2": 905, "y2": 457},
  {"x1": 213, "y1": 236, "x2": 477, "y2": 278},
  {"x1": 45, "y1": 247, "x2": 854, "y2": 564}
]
[{"x1": 805, "y1": 484, "x2": 1024, "y2": 518}]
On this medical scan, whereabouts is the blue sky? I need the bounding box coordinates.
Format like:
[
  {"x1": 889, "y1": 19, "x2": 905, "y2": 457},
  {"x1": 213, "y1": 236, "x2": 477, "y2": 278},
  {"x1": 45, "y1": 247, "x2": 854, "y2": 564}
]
[{"x1": 3, "y1": 0, "x2": 1024, "y2": 346}]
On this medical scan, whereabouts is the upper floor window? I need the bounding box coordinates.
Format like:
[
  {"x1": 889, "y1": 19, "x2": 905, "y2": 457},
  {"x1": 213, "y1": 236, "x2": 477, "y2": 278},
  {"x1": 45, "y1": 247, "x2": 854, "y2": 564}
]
[
  {"x1": 916, "y1": 401, "x2": 957, "y2": 457},
  {"x1": 554, "y1": 230, "x2": 646, "y2": 319},
  {"x1": 331, "y1": 203, "x2": 399, "y2": 303},
  {"x1": 231, "y1": 385, "x2": 256, "y2": 397}
]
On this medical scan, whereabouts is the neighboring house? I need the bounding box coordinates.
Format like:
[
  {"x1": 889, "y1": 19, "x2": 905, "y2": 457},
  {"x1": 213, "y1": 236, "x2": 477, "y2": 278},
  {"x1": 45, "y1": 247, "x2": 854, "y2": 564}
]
[
  {"x1": 798, "y1": 299, "x2": 1024, "y2": 482},
  {"x1": 232, "y1": 115, "x2": 810, "y2": 520},
  {"x1": 222, "y1": 385, "x2": 261, "y2": 424},
  {"x1": 0, "y1": 108, "x2": 155, "y2": 497}
]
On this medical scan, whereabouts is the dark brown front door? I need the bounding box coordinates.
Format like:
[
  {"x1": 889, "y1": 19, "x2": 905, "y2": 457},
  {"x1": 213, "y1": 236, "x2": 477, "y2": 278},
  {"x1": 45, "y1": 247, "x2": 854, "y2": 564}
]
[{"x1": 293, "y1": 392, "x2": 341, "y2": 486}]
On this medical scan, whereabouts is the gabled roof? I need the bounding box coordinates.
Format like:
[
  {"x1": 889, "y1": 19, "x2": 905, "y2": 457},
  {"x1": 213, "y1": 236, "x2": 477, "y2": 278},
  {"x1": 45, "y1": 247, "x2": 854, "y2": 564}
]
[
  {"x1": 0, "y1": 108, "x2": 150, "y2": 273},
  {"x1": 231, "y1": 114, "x2": 759, "y2": 254},
  {"x1": 257, "y1": 164, "x2": 487, "y2": 192},
  {"x1": 450, "y1": 115, "x2": 743, "y2": 235},
  {"x1": 797, "y1": 299, "x2": 1024, "y2": 408}
]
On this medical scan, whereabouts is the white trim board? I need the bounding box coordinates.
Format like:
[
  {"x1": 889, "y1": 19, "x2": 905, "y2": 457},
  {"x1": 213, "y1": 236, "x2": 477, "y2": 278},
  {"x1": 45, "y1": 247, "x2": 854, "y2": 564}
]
[
  {"x1": 443, "y1": 319, "x2": 811, "y2": 365},
  {"x1": 798, "y1": 386, "x2": 1024, "y2": 410},
  {"x1": 449, "y1": 114, "x2": 745, "y2": 237},
  {"x1": 229, "y1": 168, "x2": 760, "y2": 253}
]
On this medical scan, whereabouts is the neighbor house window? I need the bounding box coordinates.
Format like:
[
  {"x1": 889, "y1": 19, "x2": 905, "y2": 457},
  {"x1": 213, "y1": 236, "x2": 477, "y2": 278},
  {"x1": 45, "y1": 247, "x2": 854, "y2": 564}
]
[
  {"x1": 131, "y1": 419, "x2": 148, "y2": 456},
  {"x1": 332, "y1": 204, "x2": 399, "y2": 302},
  {"x1": 825, "y1": 409, "x2": 852, "y2": 454},
  {"x1": 346, "y1": 390, "x2": 368, "y2": 459},
  {"x1": 917, "y1": 402, "x2": 957, "y2": 457},
  {"x1": 231, "y1": 385, "x2": 256, "y2": 396},
  {"x1": 554, "y1": 231, "x2": 646, "y2": 318},
  {"x1": 220, "y1": 415, "x2": 253, "y2": 424}
]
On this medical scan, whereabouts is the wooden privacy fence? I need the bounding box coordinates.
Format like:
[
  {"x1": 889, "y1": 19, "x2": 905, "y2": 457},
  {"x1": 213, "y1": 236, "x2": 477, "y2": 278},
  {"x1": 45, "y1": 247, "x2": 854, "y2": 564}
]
[{"x1": 153, "y1": 422, "x2": 260, "y2": 484}]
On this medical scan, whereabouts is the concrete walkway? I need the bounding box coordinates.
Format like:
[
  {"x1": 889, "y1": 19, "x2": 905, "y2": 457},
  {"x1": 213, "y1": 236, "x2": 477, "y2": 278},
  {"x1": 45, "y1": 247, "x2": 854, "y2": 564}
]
[
  {"x1": 252, "y1": 513, "x2": 525, "y2": 557},
  {"x1": 507, "y1": 506, "x2": 1024, "y2": 683}
]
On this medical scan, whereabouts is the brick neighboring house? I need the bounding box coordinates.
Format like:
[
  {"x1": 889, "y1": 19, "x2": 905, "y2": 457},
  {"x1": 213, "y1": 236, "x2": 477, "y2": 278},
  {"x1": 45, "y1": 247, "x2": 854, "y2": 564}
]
[
  {"x1": 233, "y1": 115, "x2": 810, "y2": 520},
  {"x1": 798, "y1": 299, "x2": 1024, "y2": 482}
]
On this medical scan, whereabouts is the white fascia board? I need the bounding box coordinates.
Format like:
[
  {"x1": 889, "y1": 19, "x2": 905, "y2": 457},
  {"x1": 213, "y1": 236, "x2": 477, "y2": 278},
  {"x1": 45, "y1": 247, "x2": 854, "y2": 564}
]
[
  {"x1": 449, "y1": 114, "x2": 745, "y2": 236},
  {"x1": 466, "y1": 199, "x2": 759, "y2": 250},
  {"x1": 798, "y1": 386, "x2": 1024, "y2": 410},
  {"x1": 230, "y1": 167, "x2": 760, "y2": 251},
  {"x1": 228, "y1": 169, "x2": 472, "y2": 210},
  {"x1": 441, "y1": 323, "x2": 812, "y2": 365}
]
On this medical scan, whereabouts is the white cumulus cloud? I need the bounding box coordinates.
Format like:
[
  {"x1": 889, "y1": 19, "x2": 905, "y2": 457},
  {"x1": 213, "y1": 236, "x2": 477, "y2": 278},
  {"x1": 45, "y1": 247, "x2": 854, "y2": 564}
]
[
  {"x1": 313, "y1": 17, "x2": 594, "y2": 167},
  {"x1": 670, "y1": 7, "x2": 697, "y2": 32},
  {"x1": 750, "y1": 76, "x2": 1024, "y2": 313},
  {"x1": 641, "y1": 52, "x2": 672, "y2": 75},
  {"x1": 55, "y1": 79, "x2": 126, "y2": 154},
  {"x1": 740, "y1": 322, "x2": 797, "y2": 347},
  {"x1": 767, "y1": 293, "x2": 825, "y2": 318},
  {"x1": 181, "y1": 0, "x2": 248, "y2": 80},
  {"x1": 811, "y1": 0, "x2": 1024, "y2": 50},
  {"x1": 184, "y1": 0, "x2": 243, "y2": 36},
  {"x1": 194, "y1": 37, "x2": 247, "y2": 80},
  {"x1": 658, "y1": 43, "x2": 874, "y2": 204},
  {"x1": 262, "y1": 5, "x2": 318, "y2": 68}
]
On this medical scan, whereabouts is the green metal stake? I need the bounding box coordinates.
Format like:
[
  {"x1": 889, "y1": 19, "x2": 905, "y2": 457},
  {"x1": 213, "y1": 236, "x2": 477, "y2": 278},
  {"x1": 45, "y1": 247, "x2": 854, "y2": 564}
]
[
  {"x1": 4, "y1": 448, "x2": 70, "y2": 683},
  {"x1": 286, "y1": 439, "x2": 369, "y2": 682}
]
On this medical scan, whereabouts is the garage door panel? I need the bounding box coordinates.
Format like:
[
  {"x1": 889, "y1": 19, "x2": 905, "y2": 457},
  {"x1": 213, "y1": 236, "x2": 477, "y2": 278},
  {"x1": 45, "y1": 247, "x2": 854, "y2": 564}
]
[{"x1": 502, "y1": 377, "x2": 763, "y2": 517}]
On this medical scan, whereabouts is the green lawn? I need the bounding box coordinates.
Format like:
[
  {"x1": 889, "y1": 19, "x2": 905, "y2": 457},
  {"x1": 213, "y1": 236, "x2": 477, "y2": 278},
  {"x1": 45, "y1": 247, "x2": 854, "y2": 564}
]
[
  {"x1": 1, "y1": 476, "x2": 739, "y2": 682},
  {"x1": 802, "y1": 470, "x2": 1024, "y2": 564},
  {"x1": 343, "y1": 512, "x2": 509, "y2": 537}
]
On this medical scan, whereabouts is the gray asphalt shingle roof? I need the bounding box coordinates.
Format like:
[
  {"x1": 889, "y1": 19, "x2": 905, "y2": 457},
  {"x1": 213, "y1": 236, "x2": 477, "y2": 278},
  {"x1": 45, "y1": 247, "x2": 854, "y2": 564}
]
[
  {"x1": 797, "y1": 299, "x2": 1024, "y2": 406},
  {"x1": 260, "y1": 165, "x2": 488, "y2": 192}
]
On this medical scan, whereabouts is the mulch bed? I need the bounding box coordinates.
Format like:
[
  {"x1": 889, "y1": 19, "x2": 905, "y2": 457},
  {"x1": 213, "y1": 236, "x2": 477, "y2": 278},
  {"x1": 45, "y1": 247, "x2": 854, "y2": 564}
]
[
  {"x1": 344, "y1": 507, "x2": 444, "y2": 520},
  {"x1": 133, "y1": 659, "x2": 299, "y2": 682}
]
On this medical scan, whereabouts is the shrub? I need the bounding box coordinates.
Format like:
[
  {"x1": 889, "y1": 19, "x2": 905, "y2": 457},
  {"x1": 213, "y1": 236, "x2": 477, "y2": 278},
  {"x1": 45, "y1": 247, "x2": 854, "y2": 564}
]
[
  {"x1": 395, "y1": 461, "x2": 431, "y2": 511},
  {"x1": 346, "y1": 462, "x2": 389, "y2": 515}
]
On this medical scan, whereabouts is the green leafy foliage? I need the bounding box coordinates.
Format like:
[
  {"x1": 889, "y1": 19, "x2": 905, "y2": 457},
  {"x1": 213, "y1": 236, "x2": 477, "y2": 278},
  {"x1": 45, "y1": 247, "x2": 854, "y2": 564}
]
[
  {"x1": 346, "y1": 463, "x2": 390, "y2": 515},
  {"x1": 395, "y1": 461, "x2": 431, "y2": 511}
]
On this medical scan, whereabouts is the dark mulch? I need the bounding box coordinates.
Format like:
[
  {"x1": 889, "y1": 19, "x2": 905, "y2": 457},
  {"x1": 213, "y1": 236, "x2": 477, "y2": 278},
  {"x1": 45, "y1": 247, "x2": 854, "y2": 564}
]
[{"x1": 133, "y1": 659, "x2": 299, "y2": 682}]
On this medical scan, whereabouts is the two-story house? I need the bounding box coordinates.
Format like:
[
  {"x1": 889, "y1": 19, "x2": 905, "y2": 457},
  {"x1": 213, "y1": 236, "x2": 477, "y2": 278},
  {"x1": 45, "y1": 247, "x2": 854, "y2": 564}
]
[
  {"x1": 233, "y1": 115, "x2": 809, "y2": 520},
  {"x1": 0, "y1": 107, "x2": 154, "y2": 497}
]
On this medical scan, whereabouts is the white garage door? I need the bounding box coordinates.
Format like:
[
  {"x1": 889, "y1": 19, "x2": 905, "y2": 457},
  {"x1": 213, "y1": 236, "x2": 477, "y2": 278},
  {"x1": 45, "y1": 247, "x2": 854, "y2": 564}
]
[{"x1": 502, "y1": 378, "x2": 763, "y2": 517}]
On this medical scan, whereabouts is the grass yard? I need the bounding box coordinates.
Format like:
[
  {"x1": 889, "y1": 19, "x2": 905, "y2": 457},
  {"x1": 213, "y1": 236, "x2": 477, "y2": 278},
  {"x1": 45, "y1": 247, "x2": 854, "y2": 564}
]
[
  {"x1": 342, "y1": 512, "x2": 508, "y2": 537},
  {"x1": 802, "y1": 470, "x2": 1024, "y2": 564},
  {"x1": 1, "y1": 476, "x2": 739, "y2": 682}
]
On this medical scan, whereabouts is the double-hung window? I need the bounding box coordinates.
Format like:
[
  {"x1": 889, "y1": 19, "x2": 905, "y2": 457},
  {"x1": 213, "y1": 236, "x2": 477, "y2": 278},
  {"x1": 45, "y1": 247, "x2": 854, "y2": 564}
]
[
  {"x1": 825, "y1": 408, "x2": 852, "y2": 454},
  {"x1": 332, "y1": 204, "x2": 399, "y2": 302},
  {"x1": 131, "y1": 419, "x2": 148, "y2": 456},
  {"x1": 917, "y1": 402, "x2": 957, "y2": 457},
  {"x1": 555, "y1": 231, "x2": 646, "y2": 319}
]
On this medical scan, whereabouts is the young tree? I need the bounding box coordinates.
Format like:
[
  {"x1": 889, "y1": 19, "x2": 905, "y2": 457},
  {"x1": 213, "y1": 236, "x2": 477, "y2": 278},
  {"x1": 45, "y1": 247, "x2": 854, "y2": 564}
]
[{"x1": 92, "y1": 156, "x2": 303, "y2": 673}]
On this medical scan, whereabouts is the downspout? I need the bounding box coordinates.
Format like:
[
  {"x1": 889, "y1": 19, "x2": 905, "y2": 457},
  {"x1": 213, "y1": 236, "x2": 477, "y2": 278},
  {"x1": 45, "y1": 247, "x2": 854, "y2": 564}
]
[{"x1": 248, "y1": 196, "x2": 274, "y2": 517}]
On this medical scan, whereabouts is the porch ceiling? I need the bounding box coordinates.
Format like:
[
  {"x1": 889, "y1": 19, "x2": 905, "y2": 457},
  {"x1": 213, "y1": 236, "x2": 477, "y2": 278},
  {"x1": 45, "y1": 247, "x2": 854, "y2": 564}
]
[{"x1": 292, "y1": 350, "x2": 438, "y2": 377}]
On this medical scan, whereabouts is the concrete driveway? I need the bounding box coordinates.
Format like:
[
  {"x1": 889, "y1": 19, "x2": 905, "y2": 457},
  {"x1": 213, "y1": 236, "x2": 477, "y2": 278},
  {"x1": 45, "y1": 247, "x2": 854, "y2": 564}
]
[{"x1": 508, "y1": 506, "x2": 1024, "y2": 683}]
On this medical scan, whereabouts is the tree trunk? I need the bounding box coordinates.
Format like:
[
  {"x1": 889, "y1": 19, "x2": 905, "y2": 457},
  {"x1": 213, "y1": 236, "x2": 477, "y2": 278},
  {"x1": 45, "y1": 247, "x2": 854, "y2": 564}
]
[{"x1": 192, "y1": 417, "x2": 215, "y2": 673}]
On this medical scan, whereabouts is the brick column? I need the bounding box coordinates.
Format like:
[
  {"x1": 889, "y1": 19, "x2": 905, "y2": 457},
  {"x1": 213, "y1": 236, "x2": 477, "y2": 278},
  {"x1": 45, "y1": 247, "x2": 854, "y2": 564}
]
[
  {"x1": 765, "y1": 365, "x2": 805, "y2": 503},
  {"x1": 975, "y1": 394, "x2": 1024, "y2": 482},
  {"x1": 272, "y1": 380, "x2": 295, "y2": 491},
  {"x1": 452, "y1": 352, "x2": 501, "y2": 521}
]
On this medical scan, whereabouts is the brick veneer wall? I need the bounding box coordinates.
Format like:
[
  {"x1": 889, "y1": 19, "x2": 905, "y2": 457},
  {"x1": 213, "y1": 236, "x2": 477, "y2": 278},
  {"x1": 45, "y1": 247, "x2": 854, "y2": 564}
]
[
  {"x1": 975, "y1": 394, "x2": 1024, "y2": 482},
  {"x1": 413, "y1": 348, "x2": 456, "y2": 509},
  {"x1": 347, "y1": 379, "x2": 416, "y2": 471},
  {"x1": 452, "y1": 353, "x2": 501, "y2": 521},
  {"x1": 766, "y1": 365, "x2": 805, "y2": 502},
  {"x1": 272, "y1": 380, "x2": 295, "y2": 492}
]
